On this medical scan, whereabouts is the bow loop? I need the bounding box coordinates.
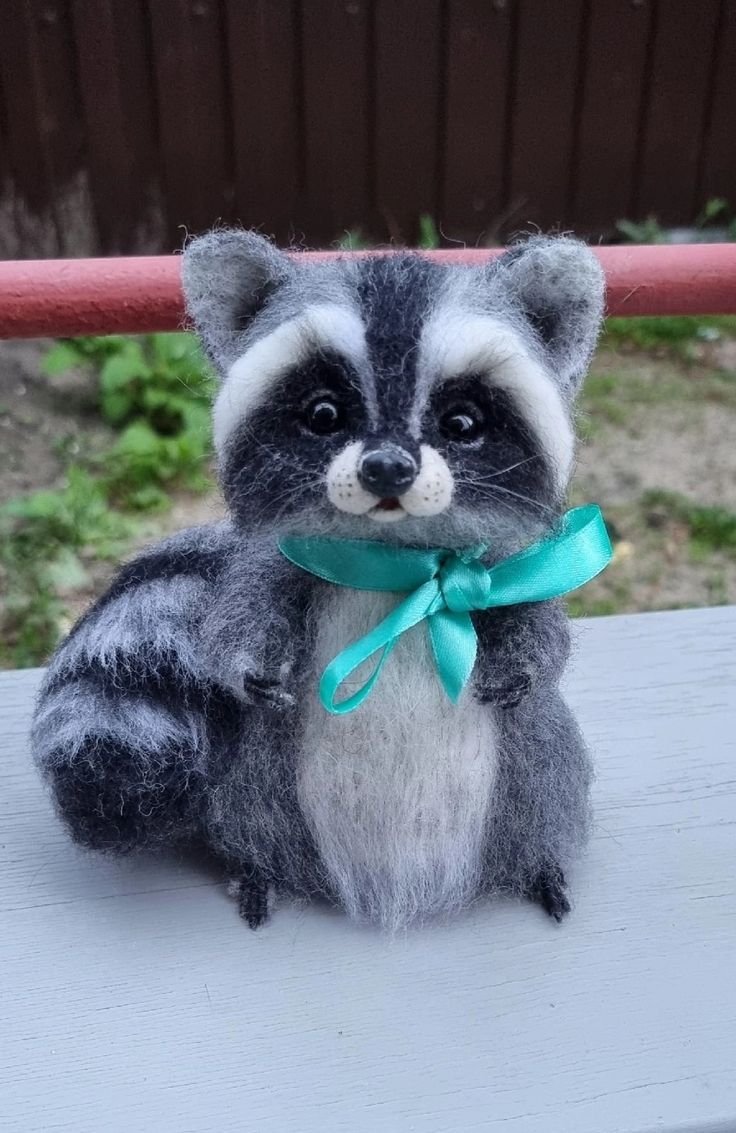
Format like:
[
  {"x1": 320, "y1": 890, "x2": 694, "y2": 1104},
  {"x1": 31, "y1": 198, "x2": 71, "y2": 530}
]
[{"x1": 438, "y1": 555, "x2": 492, "y2": 613}]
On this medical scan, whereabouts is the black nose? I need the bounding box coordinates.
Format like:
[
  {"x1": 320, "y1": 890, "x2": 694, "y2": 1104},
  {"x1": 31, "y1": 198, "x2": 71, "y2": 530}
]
[{"x1": 358, "y1": 444, "x2": 418, "y2": 498}]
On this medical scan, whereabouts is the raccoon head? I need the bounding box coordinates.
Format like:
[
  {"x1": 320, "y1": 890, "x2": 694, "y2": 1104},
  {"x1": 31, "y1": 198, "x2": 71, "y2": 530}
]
[{"x1": 182, "y1": 230, "x2": 604, "y2": 553}]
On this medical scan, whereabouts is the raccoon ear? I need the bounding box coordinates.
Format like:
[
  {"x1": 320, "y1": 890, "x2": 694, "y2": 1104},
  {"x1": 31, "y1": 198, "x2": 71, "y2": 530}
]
[
  {"x1": 492, "y1": 236, "x2": 605, "y2": 392},
  {"x1": 181, "y1": 229, "x2": 293, "y2": 371}
]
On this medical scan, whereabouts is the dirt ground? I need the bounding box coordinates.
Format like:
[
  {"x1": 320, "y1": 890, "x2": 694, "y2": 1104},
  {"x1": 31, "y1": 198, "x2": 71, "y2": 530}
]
[
  {"x1": 1, "y1": 333, "x2": 734, "y2": 643},
  {"x1": 0, "y1": 339, "x2": 115, "y2": 502},
  {"x1": 572, "y1": 341, "x2": 736, "y2": 614}
]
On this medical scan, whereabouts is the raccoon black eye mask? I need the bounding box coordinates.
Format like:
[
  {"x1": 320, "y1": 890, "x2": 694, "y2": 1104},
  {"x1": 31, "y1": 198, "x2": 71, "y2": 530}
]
[{"x1": 33, "y1": 229, "x2": 610, "y2": 932}]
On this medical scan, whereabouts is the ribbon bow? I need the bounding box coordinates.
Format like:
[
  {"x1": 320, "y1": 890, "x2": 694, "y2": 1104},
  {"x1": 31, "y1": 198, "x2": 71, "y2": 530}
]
[{"x1": 278, "y1": 504, "x2": 612, "y2": 715}]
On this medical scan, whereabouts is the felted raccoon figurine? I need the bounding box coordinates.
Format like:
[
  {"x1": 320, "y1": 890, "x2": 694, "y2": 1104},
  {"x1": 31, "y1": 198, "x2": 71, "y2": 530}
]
[{"x1": 32, "y1": 230, "x2": 609, "y2": 932}]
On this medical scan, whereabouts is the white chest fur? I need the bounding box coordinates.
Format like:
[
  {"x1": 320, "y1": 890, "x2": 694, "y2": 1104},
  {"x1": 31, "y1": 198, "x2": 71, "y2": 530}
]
[{"x1": 297, "y1": 588, "x2": 498, "y2": 929}]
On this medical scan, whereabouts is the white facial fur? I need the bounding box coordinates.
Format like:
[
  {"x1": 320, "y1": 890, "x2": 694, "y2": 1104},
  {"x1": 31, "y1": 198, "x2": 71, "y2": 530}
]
[
  {"x1": 414, "y1": 311, "x2": 575, "y2": 491},
  {"x1": 404, "y1": 445, "x2": 454, "y2": 517},
  {"x1": 214, "y1": 304, "x2": 369, "y2": 454},
  {"x1": 326, "y1": 441, "x2": 453, "y2": 523},
  {"x1": 326, "y1": 441, "x2": 375, "y2": 516}
]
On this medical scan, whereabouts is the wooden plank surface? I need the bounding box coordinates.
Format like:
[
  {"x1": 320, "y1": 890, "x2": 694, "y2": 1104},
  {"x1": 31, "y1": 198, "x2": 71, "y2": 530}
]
[{"x1": 1, "y1": 607, "x2": 735, "y2": 1132}]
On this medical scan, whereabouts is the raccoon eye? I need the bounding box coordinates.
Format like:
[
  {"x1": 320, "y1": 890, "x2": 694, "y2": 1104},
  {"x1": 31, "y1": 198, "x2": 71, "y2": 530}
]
[
  {"x1": 303, "y1": 397, "x2": 345, "y2": 435},
  {"x1": 439, "y1": 405, "x2": 483, "y2": 443}
]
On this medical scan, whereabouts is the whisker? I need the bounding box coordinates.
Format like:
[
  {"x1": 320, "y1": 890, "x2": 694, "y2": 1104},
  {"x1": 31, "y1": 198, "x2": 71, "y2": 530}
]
[
  {"x1": 462, "y1": 455, "x2": 541, "y2": 483},
  {"x1": 452, "y1": 475, "x2": 556, "y2": 518},
  {"x1": 483, "y1": 484, "x2": 556, "y2": 515}
]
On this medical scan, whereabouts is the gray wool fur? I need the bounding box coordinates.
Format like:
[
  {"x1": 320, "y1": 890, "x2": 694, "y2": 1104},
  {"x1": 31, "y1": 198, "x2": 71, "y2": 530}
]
[{"x1": 32, "y1": 230, "x2": 605, "y2": 930}]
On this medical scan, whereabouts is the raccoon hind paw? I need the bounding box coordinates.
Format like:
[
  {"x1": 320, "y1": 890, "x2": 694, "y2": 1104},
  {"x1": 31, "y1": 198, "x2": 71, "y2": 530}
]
[
  {"x1": 227, "y1": 869, "x2": 273, "y2": 930},
  {"x1": 526, "y1": 863, "x2": 571, "y2": 923}
]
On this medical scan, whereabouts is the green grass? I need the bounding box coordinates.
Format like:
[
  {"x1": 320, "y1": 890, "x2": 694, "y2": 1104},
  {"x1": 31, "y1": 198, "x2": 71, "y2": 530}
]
[
  {"x1": 640, "y1": 490, "x2": 736, "y2": 558},
  {"x1": 566, "y1": 488, "x2": 736, "y2": 619},
  {"x1": 567, "y1": 595, "x2": 624, "y2": 619},
  {"x1": 578, "y1": 361, "x2": 736, "y2": 437},
  {"x1": 602, "y1": 315, "x2": 736, "y2": 355}
]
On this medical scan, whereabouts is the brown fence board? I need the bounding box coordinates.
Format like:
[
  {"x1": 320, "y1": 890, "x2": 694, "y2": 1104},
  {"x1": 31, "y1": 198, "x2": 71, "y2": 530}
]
[
  {"x1": 374, "y1": 0, "x2": 443, "y2": 243},
  {"x1": 441, "y1": 0, "x2": 513, "y2": 243},
  {"x1": 226, "y1": 0, "x2": 301, "y2": 244},
  {"x1": 635, "y1": 0, "x2": 721, "y2": 224},
  {"x1": 572, "y1": 0, "x2": 652, "y2": 237},
  {"x1": 148, "y1": 0, "x2": 232, "y2": 246},
  {"x1": 0, "y1": 0, "x2": 86, "y2": 253},
  {"x1": 113, "y1": 0, "x2": 163, "y2": 244},
  {"x1": 301, "y1": 0, "x2": 371, "y2": 246},
  {"x1": 71, "y1": 0, "x2": 160, "y2": 253},
  {"x1": 0, "y1": 86, "x2": 6, "y2": 188},
  {"x1": 0, "y1": 2, "x2": 49, "y2": 212},
  {"x1": 1, "y1": 0, "x2": 734, "y2": 256},
  {"x1": 507, "y1": 0, "x2": 586, "y2": 233},
  {"x1": 698, "y1": 0, "x2": 736, "y2": 215}
]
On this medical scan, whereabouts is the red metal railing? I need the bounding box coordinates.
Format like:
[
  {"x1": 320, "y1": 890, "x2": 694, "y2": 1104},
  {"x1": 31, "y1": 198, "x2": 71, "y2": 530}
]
[{"x1": 1, "y1": 244, "x2": 736, "y2": 339}]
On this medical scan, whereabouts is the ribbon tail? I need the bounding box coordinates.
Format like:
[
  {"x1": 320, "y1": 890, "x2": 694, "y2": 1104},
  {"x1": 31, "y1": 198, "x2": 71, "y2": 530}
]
[
  {"x1": 482, "y1": 504, "x2": 614, "y2": 608},
  {"x1": 320, "y1": 579, "x2": 441, "y2": 714},
  {"x1": 428, "y1": 609, "x2": 478, "y2": 704},
  {"x1": 320, "y1": 638, "x2": 398, "y2": 715}
]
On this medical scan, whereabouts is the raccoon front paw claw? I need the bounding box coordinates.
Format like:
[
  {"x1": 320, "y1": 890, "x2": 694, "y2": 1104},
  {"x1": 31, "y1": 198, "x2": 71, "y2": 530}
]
[
  {"x1": 479, "y1": 671, "x2": 532, "y2": 709},
  {"x1": 242, "y1": 672, "x2": 296, "y2": 710},
  {"x1": 527, "y1": 864, "x2": 571, "y2": 923}
]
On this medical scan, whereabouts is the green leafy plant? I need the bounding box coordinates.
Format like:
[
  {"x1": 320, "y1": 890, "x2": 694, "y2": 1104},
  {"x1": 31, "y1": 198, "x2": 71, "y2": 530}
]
[
  {"x1": 44, "y1": 333, "x2": 215, "y2": 505},
  {"x1": 694, "y1": 197, "x2": 736, "y2": 239},
  {"x1": 42, "y1": 334, "x2": 131, "y2": 377},
  {"x1": 418, "y1": 214, "x2": 440, "y2": 250},
  {"x1": 696, "y1": 197, "x2": 730, "y2": 228},
  {"x1": 336, "y1": 214, "x2": 442, "y2": 251},
  {"x1": 1, "y1": 333, "x2": 217, "y2": 667},
  {"x1": 617, "y1": 198, "x2": 736, "y2": 245},
  {"x1": 337, "y1": 228, "x2": 372, "y2": 251},
  {"x1": 615, "y1": 216, "x2": 666, "y2": 245},
  {"x1": 0, "y1": 468, "x2": 133, "y2": 667}
]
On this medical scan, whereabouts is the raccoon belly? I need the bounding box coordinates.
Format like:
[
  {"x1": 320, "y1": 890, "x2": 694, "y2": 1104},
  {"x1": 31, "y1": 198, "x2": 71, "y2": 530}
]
[{"x1": 297, "y1": 589, "x2": 498, "y2": 929}]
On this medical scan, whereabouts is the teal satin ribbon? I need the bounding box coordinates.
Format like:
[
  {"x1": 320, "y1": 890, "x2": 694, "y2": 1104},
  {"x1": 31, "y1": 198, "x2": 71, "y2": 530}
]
[{"x1": 278, "y1": 504, "x2": 612, "y2": 715}]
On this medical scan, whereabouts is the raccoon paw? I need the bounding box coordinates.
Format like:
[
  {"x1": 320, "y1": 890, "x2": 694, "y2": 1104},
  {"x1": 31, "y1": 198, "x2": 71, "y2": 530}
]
[
  {"x1": 242, "y1": 671, "x2": 296, "y2": 711},
  {"x1": 526, "y1": 863, "x2": 571, "y2": 923},
  {"x1": 227, "y1": 868, "x2": 272, "y2": 930}
]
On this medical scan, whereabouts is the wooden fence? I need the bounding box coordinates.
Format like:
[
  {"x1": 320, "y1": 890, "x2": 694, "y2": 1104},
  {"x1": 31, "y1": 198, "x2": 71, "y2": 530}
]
[{"x1": 1, "y1": 0, "x2": 734, "y2": 258}]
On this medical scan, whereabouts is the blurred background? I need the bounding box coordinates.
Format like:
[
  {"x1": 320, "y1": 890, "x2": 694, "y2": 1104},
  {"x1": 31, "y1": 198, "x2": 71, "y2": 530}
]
[
  {"x1": 1, "y1": 0, "x2": 735, "y2": 254},
  {"x1": 1, "y1": 0, "x2": 735, "y2": 667}
]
